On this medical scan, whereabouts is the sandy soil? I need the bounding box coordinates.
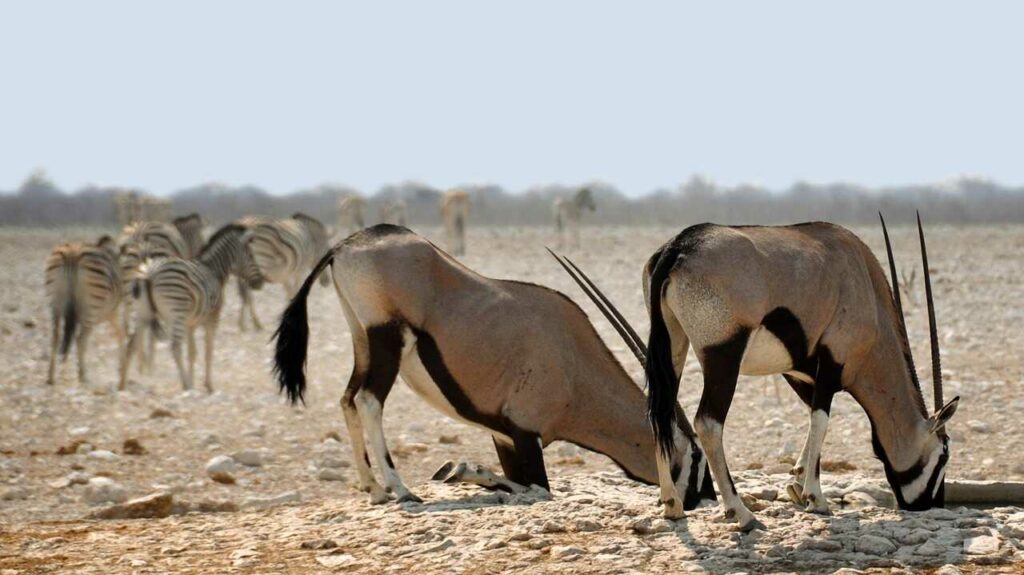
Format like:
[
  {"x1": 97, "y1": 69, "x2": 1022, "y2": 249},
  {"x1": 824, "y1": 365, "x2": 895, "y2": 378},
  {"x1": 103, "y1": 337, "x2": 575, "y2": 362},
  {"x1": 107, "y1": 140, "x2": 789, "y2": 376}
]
[{"x1": 1, "y1": 224, "x2": 1022, "y2": 574}]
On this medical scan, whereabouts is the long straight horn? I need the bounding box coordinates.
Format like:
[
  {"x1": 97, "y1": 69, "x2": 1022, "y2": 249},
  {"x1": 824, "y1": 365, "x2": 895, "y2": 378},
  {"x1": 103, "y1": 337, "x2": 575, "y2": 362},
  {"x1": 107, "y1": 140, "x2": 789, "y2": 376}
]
[
  {"x1": 879, "y1": 212, "x2": 907, "y2": 330},
  {"x1": 546, "y1": 248, "x2": 647, "y2": 365},
  {"x1": 917, "y1": 211, "x2": 943, "y2": 411}
]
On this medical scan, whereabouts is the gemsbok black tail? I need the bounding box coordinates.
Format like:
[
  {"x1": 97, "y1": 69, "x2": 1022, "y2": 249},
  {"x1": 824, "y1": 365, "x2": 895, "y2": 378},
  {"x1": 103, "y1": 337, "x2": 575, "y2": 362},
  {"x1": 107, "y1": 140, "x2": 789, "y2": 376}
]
[
  {"x1": 273, "y1": 249, "x2": 336, "y2": 405},
  {"x1": 646, "y1": 244, "x2": 682, "y2": 457}
]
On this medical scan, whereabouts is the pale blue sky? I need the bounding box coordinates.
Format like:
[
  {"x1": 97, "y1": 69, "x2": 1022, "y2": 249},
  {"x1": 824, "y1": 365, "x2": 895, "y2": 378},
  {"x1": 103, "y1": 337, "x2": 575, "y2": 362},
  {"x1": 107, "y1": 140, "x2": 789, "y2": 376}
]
[{"x1": 1, "y1": 1, "x2": 1021, "y2": 196}]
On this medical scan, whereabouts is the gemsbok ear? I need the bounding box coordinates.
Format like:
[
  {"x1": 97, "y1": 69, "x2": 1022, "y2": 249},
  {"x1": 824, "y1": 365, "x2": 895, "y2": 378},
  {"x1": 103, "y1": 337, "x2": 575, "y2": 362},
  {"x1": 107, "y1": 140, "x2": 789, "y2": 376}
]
[{"x1": 929, "y1": 396, "x2": 960, "y2": 434}]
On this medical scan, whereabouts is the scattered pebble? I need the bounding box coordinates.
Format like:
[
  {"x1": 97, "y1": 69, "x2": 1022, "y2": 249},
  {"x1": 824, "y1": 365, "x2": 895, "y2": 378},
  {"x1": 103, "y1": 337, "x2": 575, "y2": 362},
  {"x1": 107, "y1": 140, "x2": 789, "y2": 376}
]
[{"x1": 82, "y1": 477, "x2": 127, "y2": 505}]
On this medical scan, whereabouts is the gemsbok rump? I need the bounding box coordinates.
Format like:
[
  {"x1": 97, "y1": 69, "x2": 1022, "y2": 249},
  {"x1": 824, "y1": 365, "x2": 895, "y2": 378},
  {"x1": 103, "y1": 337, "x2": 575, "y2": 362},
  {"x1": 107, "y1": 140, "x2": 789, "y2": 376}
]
[
  {"x1": 45, "y1": 236, "x2": 124, "y2": 385},
  {"x1": 273, "y1": 224, "x2": 716, "y2": 510},
  {"x1": 640, "y1": 216, "x2": 958, "y2": 531}
]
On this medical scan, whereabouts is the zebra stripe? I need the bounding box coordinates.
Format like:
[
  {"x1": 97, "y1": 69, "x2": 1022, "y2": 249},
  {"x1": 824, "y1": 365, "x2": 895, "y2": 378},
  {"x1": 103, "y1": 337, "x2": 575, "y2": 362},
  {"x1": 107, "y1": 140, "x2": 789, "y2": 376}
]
[
  {"x1": 45, "y1": 238, "x2": 124, "y2": 385},
  {"x1": 248, "y1": 214, "x2": 330, "y2": 297},
  {"x1": 172, "y1": 213, "x2": 205, "y2": 258}
]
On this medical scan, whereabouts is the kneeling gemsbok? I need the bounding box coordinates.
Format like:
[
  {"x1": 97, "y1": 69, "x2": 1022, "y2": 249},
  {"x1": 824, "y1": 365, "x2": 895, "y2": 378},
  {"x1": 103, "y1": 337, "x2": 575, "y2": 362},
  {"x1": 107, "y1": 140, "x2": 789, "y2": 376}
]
[
  {"x1": 273, "y1": 224, "x2": 716, "y2": 510},
  {"x1": 641, "y1": 215, "x2": 959, "y2": 531}
]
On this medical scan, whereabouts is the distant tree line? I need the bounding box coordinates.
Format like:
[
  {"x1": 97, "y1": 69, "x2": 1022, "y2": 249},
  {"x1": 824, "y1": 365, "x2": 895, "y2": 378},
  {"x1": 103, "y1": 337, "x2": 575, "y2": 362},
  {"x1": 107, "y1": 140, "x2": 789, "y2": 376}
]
[{"x1": 2, "y1": 170, "x2": 1022, "y2": 228}]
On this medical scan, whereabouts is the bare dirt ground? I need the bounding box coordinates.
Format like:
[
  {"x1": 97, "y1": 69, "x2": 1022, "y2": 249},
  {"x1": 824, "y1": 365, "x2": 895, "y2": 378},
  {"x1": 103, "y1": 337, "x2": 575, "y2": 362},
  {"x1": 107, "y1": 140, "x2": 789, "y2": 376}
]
[{"x1": 1, "y1": 224, "x2": 1022, "y2": 574}]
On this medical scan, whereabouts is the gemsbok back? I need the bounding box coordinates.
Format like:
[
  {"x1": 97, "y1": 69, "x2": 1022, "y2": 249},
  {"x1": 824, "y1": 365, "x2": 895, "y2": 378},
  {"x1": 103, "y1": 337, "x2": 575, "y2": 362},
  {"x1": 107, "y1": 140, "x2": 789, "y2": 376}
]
[
  {"x1": 641, "y1": 215, "x2": 958, "y2": 531},
  {"x1": 45, "y1": 236, "x2": 124, "y2": 385},
  {"x1": 273, "y1": 224, "x2": 715, "y2": 510}
]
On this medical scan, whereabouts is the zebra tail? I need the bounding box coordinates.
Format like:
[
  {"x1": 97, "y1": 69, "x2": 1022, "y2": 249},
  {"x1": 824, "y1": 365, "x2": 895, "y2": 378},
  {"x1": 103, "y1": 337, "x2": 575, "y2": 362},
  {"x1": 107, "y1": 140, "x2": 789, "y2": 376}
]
[
  {"x1": 273, "y1": 249, "x2": 336, "y2": 405},
  {"x1": 58, "y1": 260, "x2": 78, "y2": 358}
]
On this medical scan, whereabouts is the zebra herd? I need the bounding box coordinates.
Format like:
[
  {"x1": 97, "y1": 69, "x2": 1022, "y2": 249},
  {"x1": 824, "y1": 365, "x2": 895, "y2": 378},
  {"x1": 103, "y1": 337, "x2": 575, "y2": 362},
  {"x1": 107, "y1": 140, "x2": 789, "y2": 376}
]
[{"x1": 44, "y1": 212, "x2": 330, "y2": 392}]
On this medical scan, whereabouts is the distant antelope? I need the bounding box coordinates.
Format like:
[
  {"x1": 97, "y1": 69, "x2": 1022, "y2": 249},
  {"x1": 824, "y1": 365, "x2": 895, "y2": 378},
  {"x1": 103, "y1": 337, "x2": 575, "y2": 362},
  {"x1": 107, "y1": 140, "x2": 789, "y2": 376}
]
[
  {"x1": 273, "y1": 225, "x2": 716, "y2": 510},
  {"x1": 45, "y1": 236, "x2": 124, "y2": 385},
  {"x1": 172, "y1": 213, "x2": 205, "y2": 258},
  {"x1": 338, "y1": 195, "x2": 367, "y2": 236},
  {"x1": 379, "y1": 199, "x2": 407, "y2": 226},
  {"x1": 441, "y1": 190, "x2": 471, "y2": 256},
  {"x1": 553, "y1": 187, "x2": 596, "y2": 249},
  {"x1": 247, "y1": 213, "x2": 330, "y2": 298},
  {"x1": 119, "y1": 224, "x2": 263, "y2": 392},
  {"x1": 642, "y1": 216, "x2": 958, "y2": 531}
]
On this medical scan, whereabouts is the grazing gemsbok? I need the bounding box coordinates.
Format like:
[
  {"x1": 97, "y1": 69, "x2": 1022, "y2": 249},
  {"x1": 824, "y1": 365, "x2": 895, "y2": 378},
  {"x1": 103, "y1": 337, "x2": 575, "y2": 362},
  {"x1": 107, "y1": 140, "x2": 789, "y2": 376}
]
[
  {"x1": 273, "y1": 224, "x2": 716, "y2": 509},
  {"x1": 248, "y1": 213, "x2": 330, "y2": 298},
  {"x1": 441, "y1": 190, "x2": 471, "y2": 256},
  {"x1": 553, "y1": 187, "x2": 596, "y2": 249},
  {"x1": 338, "y1": 195, "x2": 367, "y2": 236},
  {"x1": 379, "y1": 199, "x2": 408, "y2": 226},
  {"x1": 119, "y1": 224, "x2": 264, "y2": 392},
  {"x1": 172, "y1": 213, "x2": 205, "y2": 258},
  {"x1": 45, "y1": 236, "x2": 124, "y2": 385},
  {"x1": 641, "y1": 216, "x2": 959, "y2": 531}
]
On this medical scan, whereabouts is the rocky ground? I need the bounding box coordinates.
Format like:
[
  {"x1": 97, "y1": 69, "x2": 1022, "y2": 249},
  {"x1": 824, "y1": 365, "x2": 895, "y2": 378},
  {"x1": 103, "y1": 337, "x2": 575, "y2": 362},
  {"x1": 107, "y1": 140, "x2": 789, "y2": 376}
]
[{"x1": 1, "y1": 224, "x2": 1022, "y2": 574}]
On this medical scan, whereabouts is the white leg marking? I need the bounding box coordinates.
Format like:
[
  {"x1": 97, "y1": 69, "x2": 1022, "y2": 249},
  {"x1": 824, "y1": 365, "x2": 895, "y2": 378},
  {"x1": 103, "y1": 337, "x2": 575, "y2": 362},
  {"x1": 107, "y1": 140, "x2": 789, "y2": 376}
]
[
  {"x1": 696, "y1": 417, "x2": 758, "y2": 530},
  {"x1": 356, "y1": 391, "x2": 418, "y2": 503},
  {"x1": 800, "y1": 410, "x2": 831, "y2": 514}
]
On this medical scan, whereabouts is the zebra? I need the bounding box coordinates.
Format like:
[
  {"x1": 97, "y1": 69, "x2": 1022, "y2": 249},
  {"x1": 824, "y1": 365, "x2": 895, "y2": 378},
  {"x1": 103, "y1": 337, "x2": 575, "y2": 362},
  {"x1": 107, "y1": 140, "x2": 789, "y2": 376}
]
[
  {"x1": 45, "y1": 236, "x2": 124, "y2": 385},
  {"x1": 379, "y1": 199, "x2": 408, "y2": 226},
  {"x1": 553, "y1": 187, "x2": 596, "y2": 249},
  {"x1": 119, "y1": 224, "x2": 263, "y2": 392},
  {"x1": 338, "y1": 195, "x2": 367, "y2": 236},
  {"x1": 248, "y1": 213, "x2": 330, "y2": 298}
]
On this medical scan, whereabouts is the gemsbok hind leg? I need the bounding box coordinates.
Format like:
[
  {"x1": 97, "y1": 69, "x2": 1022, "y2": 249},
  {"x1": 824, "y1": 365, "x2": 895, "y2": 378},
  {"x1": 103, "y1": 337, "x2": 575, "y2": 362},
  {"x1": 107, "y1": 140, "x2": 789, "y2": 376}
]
[
  {"x1": 788, "y1": 351, "x2": 841, "y2": 514},
  {"x1": 356, "y1": 322, "x2": 421, "y2": 503},
  {"x1": 694, "y1": 329, "x2": 764, "y2": 531}
]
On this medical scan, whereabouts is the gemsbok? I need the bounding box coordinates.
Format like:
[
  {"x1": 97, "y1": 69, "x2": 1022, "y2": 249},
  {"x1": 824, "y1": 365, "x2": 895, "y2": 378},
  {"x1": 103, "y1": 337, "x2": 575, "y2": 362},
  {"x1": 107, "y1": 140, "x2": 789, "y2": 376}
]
[
  {"x1": 119, "y1": 224, "x2": 264, "y2": 392},
  {"x1": 441, "y1": 190, "x2": 470, "y2": 256},
  {"x1": 338, "y1": 195, "x2": 367, "y2": 236},
  {"x1": 638, "y1": 215, "x2": 958, "y2": 531},
  {"x1": 273, "y1": 224, "x2": 716, "y2": 510},
  {"x1": 45, "y1": 235, "x2": 124, "y2": 385},
  {"x1": 553, "y1": 187, "x2": 596, "y2": 249}
]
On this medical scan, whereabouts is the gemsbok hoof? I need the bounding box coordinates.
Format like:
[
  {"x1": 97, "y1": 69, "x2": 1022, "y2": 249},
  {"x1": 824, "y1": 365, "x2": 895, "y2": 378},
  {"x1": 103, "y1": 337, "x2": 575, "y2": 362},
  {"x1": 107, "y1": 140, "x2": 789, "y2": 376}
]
[
  {"x1": 739, "y1": 518, "x2": 767, "y2": 533},
  {"x1": 368, "y1": 488, "x2": 392, "y2": 505},
  {"x1": 785, "y1": 483, "x2": 804, "y2": 505},
  {"x1": 396, "y1": 492, "x2": 423, "y2": 504},
  {"x1": 431, "y1": 461, "x2": 456, "y2": 482}
]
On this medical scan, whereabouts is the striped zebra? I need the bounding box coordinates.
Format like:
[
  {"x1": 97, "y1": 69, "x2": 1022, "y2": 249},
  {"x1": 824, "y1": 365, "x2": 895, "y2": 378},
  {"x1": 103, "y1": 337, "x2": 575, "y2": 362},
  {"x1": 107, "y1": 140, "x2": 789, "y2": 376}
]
[
  {"x1": 172, "y1": 213, "x2": 205, "y2": 258},
  {"x1": 117, "y1": 221, "x2": 191, "y2": 372},
  {"x1": 45, "y1": 236, "x2": 124, "y2": 385},
  {"x1": 119, "y1": 224, "x2": 263, "y2": 392},
  {"x1": 553, "y1": 187, "x2": 596, "y2": 249},
  {"x1": 248, "y1": 213, "x2": 330, "y2": 297},
  {"x1": 232, "y1": 216, "x2": 270, "y2": 331}
]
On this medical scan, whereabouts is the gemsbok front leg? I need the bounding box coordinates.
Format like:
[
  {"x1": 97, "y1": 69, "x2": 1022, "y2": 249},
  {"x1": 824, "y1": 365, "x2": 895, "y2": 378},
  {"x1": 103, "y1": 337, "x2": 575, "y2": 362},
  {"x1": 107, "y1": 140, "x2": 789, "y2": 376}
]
[{"x1": 694, "y1": 330, "x2": 764, "y2": 532}]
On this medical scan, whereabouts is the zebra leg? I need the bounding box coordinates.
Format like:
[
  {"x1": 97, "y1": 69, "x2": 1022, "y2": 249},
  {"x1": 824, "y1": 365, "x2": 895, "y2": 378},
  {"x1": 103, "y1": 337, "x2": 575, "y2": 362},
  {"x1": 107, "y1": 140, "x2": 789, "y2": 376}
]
[
  {"x1": 76, "y1": 325, "x2": 92, "y2": 384},
  {"x1": 239, "y1": 281, "x2": 262, "y2": 331},
  {"x1": 236, "y1": 280, "x2": 248, "y2": 332},
  {"x1": 187, "y1": 328, "x2": 197, "y2": 387},
  {"x1": 202, "y1": 321, "x2": 217, "y2": 393},
  {"x1": 169, "y1": 324, "x2": 191, "y2": 391},
  {"x1": 695, "y1": 333, "x2": 763, "y2": 532},
  {"x1": 144, "y1": 324, "x2": 156, "y2": 374},
  {"x1": 357, "y1": 323, "x2": 420, "y2": 503},
  {"x1": 47, "y1": 309, "x2": 60, "y2": 385},
  {"x1": 119, "y1": 328, "x2": 140, "y2": 391}
]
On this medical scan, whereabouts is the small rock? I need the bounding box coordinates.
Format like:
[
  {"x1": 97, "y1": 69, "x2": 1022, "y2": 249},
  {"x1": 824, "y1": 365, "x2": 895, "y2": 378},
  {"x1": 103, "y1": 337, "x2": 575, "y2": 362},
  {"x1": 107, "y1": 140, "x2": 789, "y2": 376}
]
[
  {"x1": 630, "y1": 517, "x2": 673, "y2": 535},
  {"x1": 150, "y1": 408, "x2": 174, "y2": 419},
  {"x1": 541, "y1": 520, "x2": 566, "y2": 533},
  {"x1": 240, "y1": 490, "x2": 301, "y2": 511},
  {"x1": 1, "y1": 486, "x2": 29, "y2": 501},
  {"x1": 318, "y1": 456, "x2": 349, "y2": 469},
  {"x1": 232, "y1": 450, "x2": 263, "y2": 467},
  {"x1": 856, "y1": 534, "x2": 896, "y2": 555},
  {"x1": 934, "y1": 565, "x2": 963, "y2": 575},
  {"x1": 83, "y1": 477, "x2": 128, "y2": 505},
  {"x1": 914, "y1": 539, "x2": 947, "y2": 556},
  {"x1": 574, "y1": 519, "x2": 602, "y2": 532},
  {"x1": 550, "y1": 545, "x2": 584, "y2": 560},
  {"x1": 88, "y1": 449, "x2": 119, "y2": 461},
  {"x1": 69, "y1": 426, "x2": 91, "y2": 437},
  {"x1": 966, "y1": 420, "x2": 992, "y2": 434},
  {"x1": 300, "y1": 539, "x2": 338, "y2": 550},
  {"x1": 206, "y1": 455, "x2": 236, "y2": 475},
  {"x1": 122, "y1": 439, "x2": 147, "y2": 455},
  {"x1": 88, "y1": 492, "x2": 174, "y2": 519},
  {"x1": 438, "y1": 434, "x2": 461, "y2": 444},
  {"x1": 199, "y1": 433, "x2": 220, "y2": 446},
  {"x1": 318, "y1": 468, "x2": 346, "y2": 482},
  {"x1": 75, "y1": 443, "x2": 94, "y2": 455},
  {"x1": 963, "y1": 534, "x2": 1000, "y2": 555}
]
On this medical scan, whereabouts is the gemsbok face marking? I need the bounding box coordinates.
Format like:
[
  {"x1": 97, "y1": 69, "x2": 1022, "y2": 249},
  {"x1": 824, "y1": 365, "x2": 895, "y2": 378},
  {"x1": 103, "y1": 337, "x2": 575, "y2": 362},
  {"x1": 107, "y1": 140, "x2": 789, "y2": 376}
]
[
  {"x1": 636, "y1": 215, "x2": 957, "y2": 531},
  {"x1": 272, "y1": 225, "x2": 717, "y2": 510}
]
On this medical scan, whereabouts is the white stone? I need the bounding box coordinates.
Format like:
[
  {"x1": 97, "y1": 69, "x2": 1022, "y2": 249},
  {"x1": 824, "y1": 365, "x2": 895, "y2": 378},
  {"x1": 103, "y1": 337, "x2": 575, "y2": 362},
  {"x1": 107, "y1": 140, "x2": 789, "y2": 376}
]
[
  {"x1": 83, "y1": 477, "x2": 128, "y2": 505},
  {"x1": 87, "y1": 450, "x2": 119, "y2": 461},
  {"x1": 205, "y1": 455, "x2": 237, "y2": 476},
  {"x1": 966, "y1": 420, "x2": 992, "y2": 434},
  {"x1": 317, "y1": 468, "x2": 345, "y2": 482},
  {"x1": 963, "y1": 534, "x2": 1000, "y2": 555}
]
